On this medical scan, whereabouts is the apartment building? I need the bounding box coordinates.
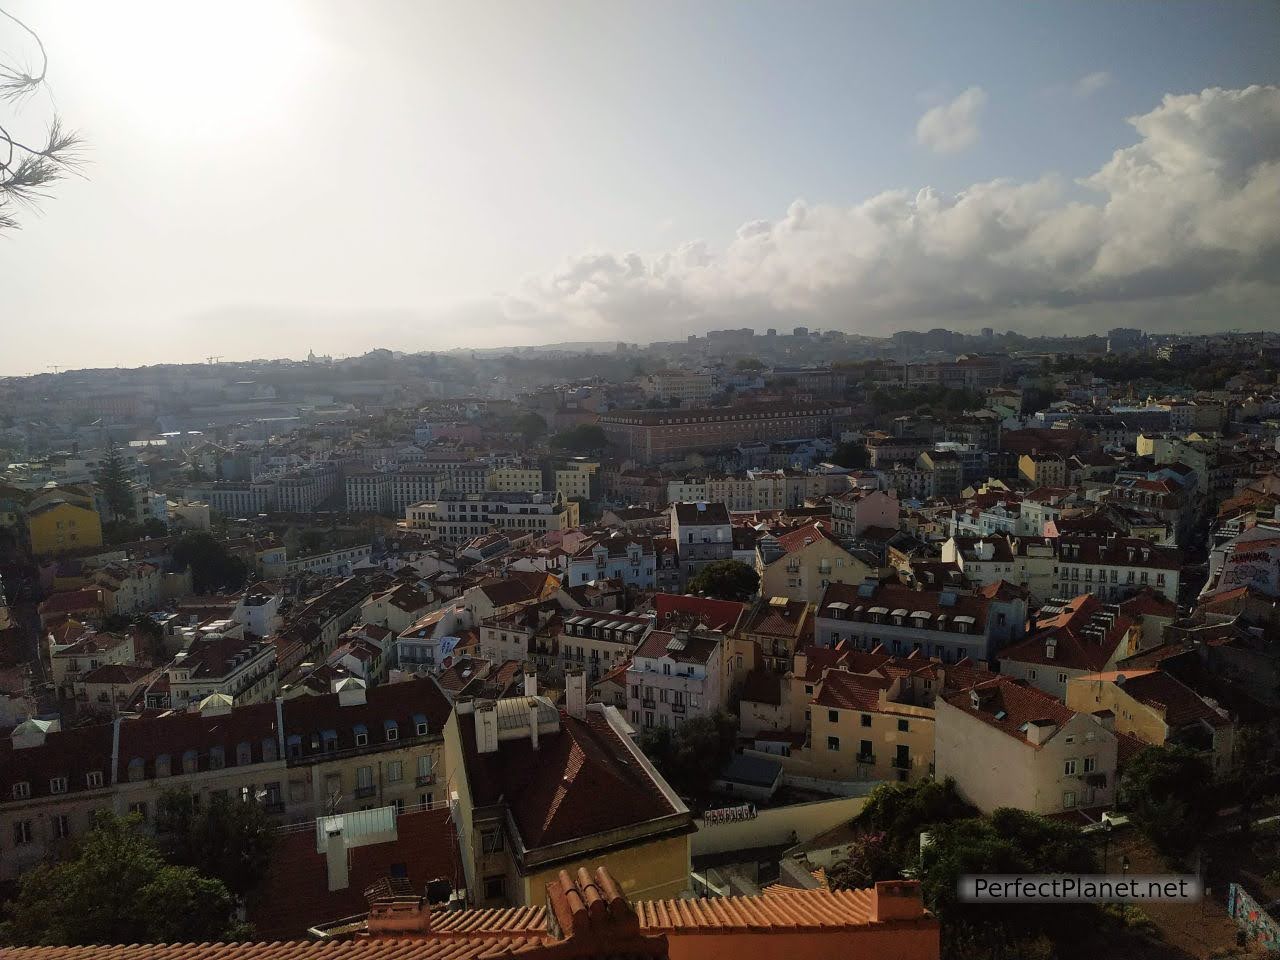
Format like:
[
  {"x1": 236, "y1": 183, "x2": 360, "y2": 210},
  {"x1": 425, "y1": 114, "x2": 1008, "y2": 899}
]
[
  {"x1": 936, "y1": 676, "x2": 1119, "y2": 815},
  {"x1": 641, "y1": 370, "x2": 715, "y2": 404},
  {"x1": 344, "y1": 468, "x2": 392, "y2": 514},
  {"x1": 817, "y1": 580, "x2": 1027, "y2": 663},
  {"x1": 167, "y1": 634, "x2": 278, "y2": 709},
  {"x1": 670, "y1": 501, "x2": 732, "y2": 582},
  {"x1": 554, "y1": 459, "x2": 599, "y2": 502},
  {"x1": 756, "y1": 521, "x2": 875, "y2": 605},
  {"x1": 999, "y1": 595, "x2": 1143, "y2": 699},
  {"x1": 626, "y1": 626, "x2": 728, "y2": 731},
  {"x1": 1053, "y1": 535, "x2": 1181, "y2": 603},
  {"x1": 360, "y1": 582, "x2": 436, "y2": 633},
  {"x1": 1019, "y1": 454, "x2": 1068, "y2": 488},
  {"x1": 48, "y1": 627, "x2": 136, "y2": 699},
  {"x1": 0, "y1": 676, "x2": 453, "y2": 880},
  {"x1": 92, "y1": 561, "x2": 164, "y2": 615},
  {"x1": 599, "y1": 401, "x2": 850, "y2": 461},
  {"x1": 423, "y1": 490, "x2": 578, "y2": 545},
  {"x1": 28, "y1": 498, "x2": 103, "y2": 556},
  {"x1": 443, "y1": 677, "x2": 695, "y2": 907},
  {"x1": 395, "y1": 604, "x2": 472, "y2": 672},
  {"x1": 831, "y1": 488, "x2": 900, "y2": 539},
  {"x1": 806, "y1": 669, "x2": 936, "y2": 784},
  {"x1": 740, "y1": 597, "x2": 812, "y2": 674},
  {"x1": 487, "y1": 466, "x2": 542, "y2": 494},
  {"x1": 566, "y1": 535, "x2": 657, "y2": 589},
  {"x1": 1065, "y1": 669, "x2": 1235, "y2": 776},
  {"x1": 558, "y1": 609, "x2": 653, "y2": 683}
]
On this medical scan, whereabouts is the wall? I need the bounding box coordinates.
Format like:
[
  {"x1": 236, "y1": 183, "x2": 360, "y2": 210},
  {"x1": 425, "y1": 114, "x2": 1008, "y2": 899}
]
[
  {"x1": 691, "y1": 795, "x2": 865, "y2": 857},
  {"x1": 664, "y1": 926, "x2": 939, "y2": 960},
  {"x1": 521, "y1": 831, "x2": 690, "y2": 905}
]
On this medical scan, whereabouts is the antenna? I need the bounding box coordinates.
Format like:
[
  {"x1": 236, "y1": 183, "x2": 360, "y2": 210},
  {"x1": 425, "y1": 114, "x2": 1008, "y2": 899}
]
[{"x1": 48, "y1": 365, "x2": 61, "y2": 374}]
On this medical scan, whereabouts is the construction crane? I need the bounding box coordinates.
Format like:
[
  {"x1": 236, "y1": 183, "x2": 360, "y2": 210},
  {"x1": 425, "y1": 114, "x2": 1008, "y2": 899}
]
[
  {"x1": 47, "y1": 364, "x2": 61, "y2": 374},
  {"x1": 206, "y1": 355, "x2": 222, "y2": 364}
]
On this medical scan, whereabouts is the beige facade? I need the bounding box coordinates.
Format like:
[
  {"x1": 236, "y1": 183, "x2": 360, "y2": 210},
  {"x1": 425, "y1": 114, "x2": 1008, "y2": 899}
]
[
  {"x1": 935, "y1": 695, "x2": 1118, "y2": 815},
  {"x1": 488, "y1": 467, "x2": 543, "y2": 494},
  {"x1": 806, "y1": 696, "x2": 935, "y2": 784},
  {"x1": 757, "y1": 537, "x2": 875, "y2": 606}
]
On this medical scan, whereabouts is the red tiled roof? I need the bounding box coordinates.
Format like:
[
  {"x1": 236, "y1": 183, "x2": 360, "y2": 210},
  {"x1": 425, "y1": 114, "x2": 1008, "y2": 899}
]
[
  {"x1": 458, "y1": 707, "x2": 682, "y2": 850},
  {"x1": 634, "y1": 629, "x2": 718, "y2": 666},
  {"x1": 0, "y1": 723, "x2": 115, "y2": 803},
  {"x1": 283, "y1": 676, "x2": 453, "y2": 760},
  {"x1": 775, "y1": 522, "x2": 842, "y2": 555},
  {"x1": 1083, "y1": 669, "x2": 1231, "y2": 729},
  {"x1": 812, "y1": 671, "x2": 892, "y2": 712},
  {"x1": 653, "y1": 593, "x2": 744, "y2": 632},
  {"x1": 741, "y1": 598, "x2": 809, "y2": 639},
  {"x1": 637, "y1": 885, "x2": 879, "y2": 931},
  {"x1": 998, "y1": 594, "x2": 1135, "y2": 672},
  {"x1": 941, "y1": 676, "x2": 1079, "y2": 748}
]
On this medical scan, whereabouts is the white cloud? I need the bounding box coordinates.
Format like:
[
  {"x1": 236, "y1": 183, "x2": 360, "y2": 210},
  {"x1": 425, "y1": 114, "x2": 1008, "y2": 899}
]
[
  {"x1": 492, "y1": 85, "x2": 1280, "y2": 342},
  {"x1": 915, "y1": 86, "x2": 987, "y2": 154},
  {"x1": 1073, "y1": 71, "x2": 1112, "y2": 98}
]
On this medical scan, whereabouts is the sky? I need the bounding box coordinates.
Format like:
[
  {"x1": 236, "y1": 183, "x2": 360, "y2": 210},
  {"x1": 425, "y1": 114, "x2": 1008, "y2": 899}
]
[{"x1": 1, "y1": 1, "x2": 1279, "y2": 373}]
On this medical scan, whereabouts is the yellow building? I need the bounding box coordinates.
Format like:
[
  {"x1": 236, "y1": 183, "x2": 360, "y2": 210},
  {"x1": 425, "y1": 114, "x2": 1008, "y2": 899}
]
[
  {"x1": 488, "y1": 467, "x2": 543, "y2": 494},
  {"x1": 806, "y1": 671, "x2": 935, "y2": 783},
  {"x1": 1065, "y1": 669, "x2": 1235, "y2": 776},
  {"x1": 443, "y1": 677, "x2": 693, "y2": 907},
  {"x1": 1017, "y1": 453, "x2": 1067, "y2": 488},
  {"x1": 555, "y1": 460, "x2": 598, "y2": 502},
  {"x1": 28, "y1": 499, "x2": 103, "y2": 557},
  {"x1": 756, "y1": 521, "x2": 876, "y2": 605}
]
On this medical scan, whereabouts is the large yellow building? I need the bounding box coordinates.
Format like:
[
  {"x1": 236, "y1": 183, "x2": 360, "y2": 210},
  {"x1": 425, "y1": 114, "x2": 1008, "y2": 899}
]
[
  {"x1": 28, "y1": 499, "x2": 103, "y2": 557},
  {"x1": 488, "y1": 467, "x2": 543, "y2": 494},
  {"x1": 756, "y1": 521, "x2": 876, "y2": 605},
  {"x1": 443, "y1": 675, "x2": 693, "y2": 907}
]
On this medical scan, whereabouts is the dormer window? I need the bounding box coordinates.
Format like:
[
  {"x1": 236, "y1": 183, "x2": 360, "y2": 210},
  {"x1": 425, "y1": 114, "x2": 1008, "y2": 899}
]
[
  {"x1": 128, "y1": 758, "x2": 145, "y2": 782},
  {"x1": 354, "y1": 724, "x2": 369, "y2": 747},
  {"x1": 49, "y1": 776, "x2": 68, "y2": 794},
  {"x1": 209, "y1": 746, "x2": 225, "y2": 770},
  {"x1": 385, "y1": 720, "x2": 399, "y2": 742},
  {"x1": 86, "y1": 770, "x2": 104, "y2": 789},
  {"x1": 182, "y1": 750, "x2": 199, "y2": 774},
  {"x1": 262, "y1": 738, "x2": 278, "y2": 762},
  {"x1": 13, "y1": 781, "x2": 31, "y2": 800},
  {"x1": 414, "y1": 714, "x2": 428, "y2": 737},
  {"x1": 155, "y1": 755, "x2": 172, "y2": 778}
]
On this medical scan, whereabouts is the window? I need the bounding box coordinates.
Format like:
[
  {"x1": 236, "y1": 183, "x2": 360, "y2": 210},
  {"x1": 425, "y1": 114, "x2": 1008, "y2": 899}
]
[
  {"x1": 416, "y1": 754, "x2": 433, "y2": 785},
  {"x1": 859, "y1": 739, "x2": 873, "y2": 760},
  {"x1": 49, "y1": 776, "x2": 68, "y2": 795},
  {"x1": 897, "y1": 719, "x2": 909, "y2": 732},
  {"x1": 385, "y1": 721, "x2": 399, "y2": 742},
  {"x1": 355, "y1": 729, "x2": 369, "y2": 747},
  {"x1": 12, "y1": 781, "x2": 31, "y2": 800},
  {"x1": 827, "y1": 736, "x2": 840, "y2": 752},
  {"x1": 387, "y1": 760, "x2": 403, "y2": 783},
  {"x1": 484, "y1": 876, "x2": 506, "y2": 900},
  {"x1": 1062, "y1": 791, "x2": 1077, "y2": 809},
  {"x1": 481, "y1": 827, "x2": 504, "y2": 853},
  {"x1": 1057, "y1": 672, "x2": 1067, "y2": 684},
  {"x1": 237, "y1": 742, "x2": 253, "y2": 766},
  {"x1": 804, "y1": 684, "x2": 814, "y2": 695},
  {"x1": 416, "y1": 718, "x2": 429, "y2": 737},
  {"x1": 13, "y1": 820, "x2": 34, "y2": 845},
  {"x1": 53, "y1": 814, "x2": 71, "y2": 840},
  {"x1": 861, "y1": 713, "x2": 872, "y2": 727},
  {"x1": 209, "y1": 746, "x2": 225, "y2": 770},
  {"x1": 1064, "y1": 758, "x2": 1078, "y2": 776},
  {"x1": 1028, "y1": 669, "x2": 1037, "y2": 680},
  {"x1": 1084, "y1": 756, "x2": 1096, "y2": 773}
]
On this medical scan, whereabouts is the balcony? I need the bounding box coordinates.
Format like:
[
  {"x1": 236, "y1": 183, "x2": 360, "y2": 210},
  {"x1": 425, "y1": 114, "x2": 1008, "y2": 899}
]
[
  {"x1": 856, "y1": 754, "x2": 876, "y2": 766},
  {"x1": 671, "y1": 702, "x2": 686, "y2": 714},
  {"x1": 415, "y1": 774, "x2": 436, "y2": 787},
  {"x1": 642, "y1": 699, "x2": 656, "y2": 709},
  {"x1": 354, "y1": 785, "x2": 377, "y2": 799}
]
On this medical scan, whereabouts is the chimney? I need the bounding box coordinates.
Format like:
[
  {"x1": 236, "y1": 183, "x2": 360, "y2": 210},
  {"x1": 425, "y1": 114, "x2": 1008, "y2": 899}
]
[
  {"x1": 529, "y1": 700, "x2": 541, "y2": 750},
  {"x1": 475, "y1": 700, "x2": 499, "y2": 754},
  {"x1": 366, "y1": 895, "x2": 432, "y2": 937},
  {"x1": 566, "y1": 669, "x2": 587, "y2": 721},
  {"x1": 524, "y1": 669, "x2": 538, "y2": 698},
  {"x1": 870, "y1": 880, "x2": 925, "y2": 922},
  {"x1": 1024, "y1": 718, "x2": 1057, "y2": 746},
  {"x1": 324, "y1": 827, "x2": 348, "y2": 892}
]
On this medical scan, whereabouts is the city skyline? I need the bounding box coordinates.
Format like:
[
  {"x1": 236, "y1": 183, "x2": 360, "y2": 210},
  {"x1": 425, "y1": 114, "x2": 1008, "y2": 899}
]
[{"x1": 2, "y1": 2, "x2": 1279, "y2": 372}]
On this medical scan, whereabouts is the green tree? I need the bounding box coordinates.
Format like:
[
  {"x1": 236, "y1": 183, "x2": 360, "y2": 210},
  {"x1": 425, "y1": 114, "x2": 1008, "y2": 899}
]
[
  {"x1": 1118, "y1": 744, "x2": 1217, "y2": 861},
  {"x1": 94, "y1": 441, "x2": 134, "y2": 522},
  {"x1": 918, "y1": 808, "x2": 1097, "y2": 956},
  {"x1": 851, "y1": 776, "x2": 977, "y2": 866},
  {"x1": 826, "y1": 830, "x2": 900, "y2": 890},
  {"x1": 735, "y1": 357, "x2": 764, "y2": 371},
  {"x1": 0, "y1": 812, "x2": 245, "y2": 945},
  {"x1": 155, "y1": 789, "x2": 276, "y2": 903},
  {"x1": 831, "y1": 441, "x2": 869, "y2": 469},
  {"x1": 640, "y1": 710, "x2": 738, "y2": 803},
  {"x1": 172, "y1": 532, "x2": 249, "y2": 594},
  {"x1": 549, "y1": 423, "x2": 608, "y2": 452},
  {"x1": 513, "y1": 412, "x2": 548, "y2": 443},
  {"x1": 686, "y1": 559, "x2": 759, "y2": 602}
]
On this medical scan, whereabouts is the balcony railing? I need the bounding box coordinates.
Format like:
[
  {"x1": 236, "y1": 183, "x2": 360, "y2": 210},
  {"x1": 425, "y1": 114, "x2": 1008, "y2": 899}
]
[
  {"x1": 642, "y1": 699, "x2": 656, "y2": 709},
  {"x1": 354, "y1": 785, "x2": 377, "y2": 799},
  {"x1": 856, "y1": 754, "x2": 876, "y2": 765},
  {"x1": 415, "y1": 774, "x2": 436, "y2": 787},
  {"x1": 671, "y1": 702, "x2": 686, "y2": 714}
]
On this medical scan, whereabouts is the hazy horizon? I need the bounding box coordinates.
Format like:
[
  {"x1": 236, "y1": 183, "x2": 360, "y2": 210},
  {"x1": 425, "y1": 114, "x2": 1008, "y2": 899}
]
[{"x1": 3, "y1": 1, "x2": 1279, "y2": 374}]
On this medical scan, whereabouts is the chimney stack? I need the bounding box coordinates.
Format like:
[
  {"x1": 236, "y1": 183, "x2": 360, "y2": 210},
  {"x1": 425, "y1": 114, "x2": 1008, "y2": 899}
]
[
  {"x1": 566, "y1": 669, "x2": 587, "y2": 721},
  {"x1": 529, "y1": 700, "x2": 541, "y2": 750},
  {"x1": 524, "y1": 669, "x2": 538, "y2": 698},
  {"x1": 475, "y1": 700, "x2": 499, "y2": 754},
  {"x1": 870, "y1": 880, "x2": 925, "y2": 922},
  {"x1": 324, "y1": 827, "x2": 348, "y2": 892}
]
